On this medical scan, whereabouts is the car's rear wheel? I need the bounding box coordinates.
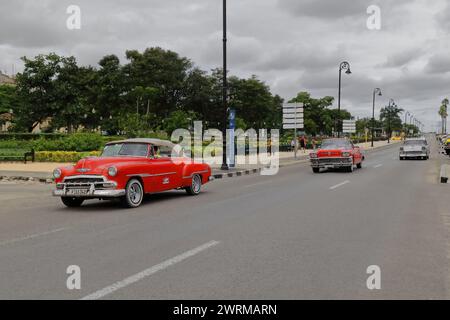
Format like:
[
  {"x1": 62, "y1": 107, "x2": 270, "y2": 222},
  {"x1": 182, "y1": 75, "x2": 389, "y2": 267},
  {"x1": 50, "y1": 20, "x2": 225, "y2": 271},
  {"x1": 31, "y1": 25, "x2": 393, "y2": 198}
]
[
  {"x1": 186, "y1": 174, "x2": 202, "y2": 195},
  {"x1": 61, "y1": 197, "x2": 84, "y2": 207},
  {"x1": 121, "y1": 179, "x2": 144, "y2": 208},
  {"x1": 312, "y1": 167, "x2": 320, "y2": 173}
]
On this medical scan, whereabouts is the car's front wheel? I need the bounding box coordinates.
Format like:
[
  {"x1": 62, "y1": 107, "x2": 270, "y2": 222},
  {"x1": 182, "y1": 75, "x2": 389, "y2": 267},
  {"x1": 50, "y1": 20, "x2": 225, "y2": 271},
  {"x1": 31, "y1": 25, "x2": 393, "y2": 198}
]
[
  {"x1": 356, "y1": 162, "x2": 362, "y2": 169},
  {"x1": 61, "y1": 197, "x2": 84, "y2": 207},
  {"x1": 121, "y1": 178, "x2": 144, "y2": 208},
  {"x1": 347, "y1": 164, "x2": 354, "y2": 172},
  {"x1": 312, "y1": 167, "x2": 320, "y2": 173},
  {"x1": 186, "y1": 174, "x2": 202, "y2": 195}
]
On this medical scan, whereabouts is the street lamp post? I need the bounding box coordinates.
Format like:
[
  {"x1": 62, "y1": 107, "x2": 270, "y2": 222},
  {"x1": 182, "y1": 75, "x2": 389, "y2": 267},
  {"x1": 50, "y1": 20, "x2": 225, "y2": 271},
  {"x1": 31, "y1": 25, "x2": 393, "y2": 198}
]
[
  {"x1": 387, "y1": 99, "x2": 395, "y2": 144},
  {"x1": 221, "y1": 0, "x2": 229, "y2": 171},
  {"x1": 371, "y1": 88, "x2": 382, "y2": 147},
  {"x1": 337, "y1": 61, "x2": 351, "y2": 138}
]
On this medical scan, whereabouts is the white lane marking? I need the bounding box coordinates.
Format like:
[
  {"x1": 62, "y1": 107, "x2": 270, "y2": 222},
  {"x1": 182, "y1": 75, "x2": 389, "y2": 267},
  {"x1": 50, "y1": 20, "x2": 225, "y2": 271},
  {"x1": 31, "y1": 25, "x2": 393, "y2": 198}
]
[
  {"x1": 243, "y1": 180, "x2": 272, "y2": 188},
  {"x1": 329, "y1": 180, "x2": 350, "y2": 190},
  {"x1": 0, "y1": 227, "x2": 67, "y2": 247},
  {"x1": 374, "y1": 164, "x2": 383, "y2": 168},
  {"x1": 81, "y1": 240, "x2": 220, "y2": 300}
]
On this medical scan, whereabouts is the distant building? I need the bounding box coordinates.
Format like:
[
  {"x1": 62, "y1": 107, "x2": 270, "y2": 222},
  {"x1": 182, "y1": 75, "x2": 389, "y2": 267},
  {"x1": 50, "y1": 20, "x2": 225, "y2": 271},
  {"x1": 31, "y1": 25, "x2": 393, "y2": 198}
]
[
  {"x1": 0, "y1": 112, "x2": 13, "y2": 132},
  {"x1": 0, "y1": 72, "x2": 15, "y2": 85}
]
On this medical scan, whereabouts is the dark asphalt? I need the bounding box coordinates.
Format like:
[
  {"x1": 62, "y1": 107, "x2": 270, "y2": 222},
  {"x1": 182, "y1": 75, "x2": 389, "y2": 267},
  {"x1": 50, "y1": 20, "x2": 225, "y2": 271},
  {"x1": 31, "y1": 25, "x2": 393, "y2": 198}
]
[{"x1": 0, "y1": 136, "x2": 449, "y2": 299}]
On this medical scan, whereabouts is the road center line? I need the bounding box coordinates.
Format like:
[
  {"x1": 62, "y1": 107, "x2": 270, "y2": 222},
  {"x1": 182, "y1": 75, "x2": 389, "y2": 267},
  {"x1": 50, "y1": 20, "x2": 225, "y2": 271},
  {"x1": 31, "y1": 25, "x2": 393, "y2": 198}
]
[
  {"x1": 81, "y1": 240, "x2": 220, "y2": 300},
  {"x1": 0, "y1": 227, "x2": 67, "y2": 247},
  {"x1": 374, "y1": 164, "x2": 383, "y2": 168},
  {"x1": 329, "y1": 180, "x2": 350, "y2": 190}
]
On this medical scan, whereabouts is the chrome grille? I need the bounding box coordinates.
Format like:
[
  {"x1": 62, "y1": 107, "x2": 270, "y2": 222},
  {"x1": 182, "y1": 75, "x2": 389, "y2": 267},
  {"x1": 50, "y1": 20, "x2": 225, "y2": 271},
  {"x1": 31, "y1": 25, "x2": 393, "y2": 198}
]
[
  {"x1": 312, "y1": 157, "x2": 352, "y2": 164},
  {"x1": 64, "y1": 176, "x2": 104, "y2": 183}
]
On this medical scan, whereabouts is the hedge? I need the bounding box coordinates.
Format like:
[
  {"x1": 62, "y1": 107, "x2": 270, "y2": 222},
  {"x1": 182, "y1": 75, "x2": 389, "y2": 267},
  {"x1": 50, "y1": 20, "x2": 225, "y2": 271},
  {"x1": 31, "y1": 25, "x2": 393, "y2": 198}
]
[
  {"x1": 35, "y1": 151, "x2": 101, "y2": 163},
  {"x1": 0, "y1": 133, "x2": 66, "y2": 140}
]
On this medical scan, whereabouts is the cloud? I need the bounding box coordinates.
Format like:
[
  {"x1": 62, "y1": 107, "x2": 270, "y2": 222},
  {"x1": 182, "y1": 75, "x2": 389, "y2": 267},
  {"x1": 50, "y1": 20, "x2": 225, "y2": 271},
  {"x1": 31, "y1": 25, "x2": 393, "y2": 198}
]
[{"x1": 0, "y1": 0, "x2": 448, "y2": 130}]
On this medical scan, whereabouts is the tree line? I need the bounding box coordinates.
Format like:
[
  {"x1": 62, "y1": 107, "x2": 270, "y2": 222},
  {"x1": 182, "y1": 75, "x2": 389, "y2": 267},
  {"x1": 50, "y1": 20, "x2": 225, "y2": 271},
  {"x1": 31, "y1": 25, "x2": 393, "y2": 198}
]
[{"x1": 0, "y1": 46, "x2": 411, "y2": 137}]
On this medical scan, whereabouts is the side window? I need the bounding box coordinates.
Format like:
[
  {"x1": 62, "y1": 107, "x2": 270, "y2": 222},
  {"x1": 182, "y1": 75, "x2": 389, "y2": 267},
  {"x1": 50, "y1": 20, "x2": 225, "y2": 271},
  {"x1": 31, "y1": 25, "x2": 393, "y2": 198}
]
[{"x1": 148, "y1": 146, "x2": 155, "y2": 158}]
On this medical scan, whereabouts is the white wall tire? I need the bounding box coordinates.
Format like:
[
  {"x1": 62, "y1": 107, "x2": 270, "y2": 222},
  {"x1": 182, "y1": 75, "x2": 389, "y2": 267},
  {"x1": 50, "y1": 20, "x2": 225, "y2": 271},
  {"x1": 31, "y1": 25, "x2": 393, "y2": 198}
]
[
  {"x1": 121, "y1": 179, "x2": 144, "y2": 208},
  {"x1": 186, "y1": 174, "x2": 202, "y2": 195}
]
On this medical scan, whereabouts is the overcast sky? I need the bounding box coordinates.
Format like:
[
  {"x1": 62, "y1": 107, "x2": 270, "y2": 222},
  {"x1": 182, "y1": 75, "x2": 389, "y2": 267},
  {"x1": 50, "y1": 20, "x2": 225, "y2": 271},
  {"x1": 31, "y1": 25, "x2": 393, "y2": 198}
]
[{"x1": 1, "y1": 0, "x2": 450, "y2": 130}]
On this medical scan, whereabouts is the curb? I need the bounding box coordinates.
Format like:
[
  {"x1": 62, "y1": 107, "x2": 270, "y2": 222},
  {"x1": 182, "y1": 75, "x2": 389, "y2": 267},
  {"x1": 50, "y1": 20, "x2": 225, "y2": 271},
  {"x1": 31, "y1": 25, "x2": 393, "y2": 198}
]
[
  {"x1": 211, "y1": 142, "x2": 400, "y2": 179},
  {"x1": 213, "y1": 167, "x2": 263, "y2": 179},
  {"x1": 440, "y1": 165, "x2": 449, "y2": 184},
  {"x1": 0, "y1": 142, "x2": 401, "y2": 183},
  {"x1": 0, "y1": 175, "x2": 53, "y2": 184}
]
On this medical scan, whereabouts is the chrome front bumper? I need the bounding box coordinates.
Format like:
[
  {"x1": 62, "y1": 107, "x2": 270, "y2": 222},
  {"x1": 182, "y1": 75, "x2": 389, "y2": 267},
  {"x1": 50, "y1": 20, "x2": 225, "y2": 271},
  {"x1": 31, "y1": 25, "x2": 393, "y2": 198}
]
[
  {"x1": 400, "y1": 152, "x2": 427, "y2": 158},
  {"x1": 53, "y1": 176, "x2": 125, "y2": 198},
  {"x1": 53, "y1": 188, "x2": 126, "y2": 198},
  {"x1": 310, "y1": 157, "x2": 353, "y2": 168}
]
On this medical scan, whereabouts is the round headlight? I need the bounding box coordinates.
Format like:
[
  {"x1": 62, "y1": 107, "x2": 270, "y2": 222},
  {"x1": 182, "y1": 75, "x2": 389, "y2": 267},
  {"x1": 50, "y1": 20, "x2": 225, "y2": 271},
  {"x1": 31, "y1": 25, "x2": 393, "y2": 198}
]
[
  {"x1": 53, "y1": 168, "x2": 62, "y2": 179},
  {"x1": 310, "y1": 153, "x2": 318, "y2": 159},
  {"x1": 108, "y1": 166, "x2": 118, "y2": 177}
]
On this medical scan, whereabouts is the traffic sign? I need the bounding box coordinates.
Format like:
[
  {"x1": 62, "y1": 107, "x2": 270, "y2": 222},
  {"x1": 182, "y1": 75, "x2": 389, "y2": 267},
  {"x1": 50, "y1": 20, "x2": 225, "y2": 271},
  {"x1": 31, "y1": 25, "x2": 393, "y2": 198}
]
[
  {"x1": 282, "y1": 103, "x2": 303, "y2": 130},
  {"x1": 342, "y1": 120, "x2": 356, "y2": 133}
]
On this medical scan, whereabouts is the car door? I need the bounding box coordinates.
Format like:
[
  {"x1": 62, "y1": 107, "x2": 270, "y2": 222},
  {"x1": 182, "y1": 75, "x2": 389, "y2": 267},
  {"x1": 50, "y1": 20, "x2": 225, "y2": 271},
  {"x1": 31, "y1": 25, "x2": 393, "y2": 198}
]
[
  {"x1": 149, "y1": 146, "x2": 183, "y2": 192},
  {"x1": 352, "y1": 144, "x2": 362, "y2": 163}
]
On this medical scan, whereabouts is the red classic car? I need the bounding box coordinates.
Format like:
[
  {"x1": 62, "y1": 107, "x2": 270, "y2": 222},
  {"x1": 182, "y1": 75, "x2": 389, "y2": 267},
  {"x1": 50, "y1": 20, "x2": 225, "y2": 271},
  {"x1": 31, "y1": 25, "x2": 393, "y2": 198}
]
[
  {"x1": 52, "y1": 138, "x2": 213, "y2": 208},
  {"x1": 309, "y1": 138, "x2": 364, "y2": 173}
]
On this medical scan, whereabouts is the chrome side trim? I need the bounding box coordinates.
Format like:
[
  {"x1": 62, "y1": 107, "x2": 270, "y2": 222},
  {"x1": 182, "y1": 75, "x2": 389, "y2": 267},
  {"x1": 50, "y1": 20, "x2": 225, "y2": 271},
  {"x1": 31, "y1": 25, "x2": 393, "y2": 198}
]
[
  {"x1": 183, "y1": 170, "x2": 209, "y2": 179},
  {"x1": 126, "y1": 172, "x2": 177, "y2": 178}
]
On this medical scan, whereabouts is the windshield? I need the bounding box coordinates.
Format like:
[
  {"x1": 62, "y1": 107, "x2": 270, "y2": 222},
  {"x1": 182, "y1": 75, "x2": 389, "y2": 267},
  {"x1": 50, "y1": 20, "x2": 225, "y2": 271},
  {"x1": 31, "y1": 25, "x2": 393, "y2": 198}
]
[
  {"x1": 101, "y1": 143, "x2": 149, "y2": 157},
  {"x1": 321, "y1": 139, "x2": 352, "y2": 150},
  {"x1": 404, "y1": 140, "x2": 426, "y2": 146}
]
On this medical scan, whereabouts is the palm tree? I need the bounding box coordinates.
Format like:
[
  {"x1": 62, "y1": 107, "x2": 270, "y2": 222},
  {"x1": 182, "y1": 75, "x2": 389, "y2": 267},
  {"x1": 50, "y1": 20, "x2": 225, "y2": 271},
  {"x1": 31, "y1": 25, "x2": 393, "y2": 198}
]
[
  {"x1": 380, "y1": 104, "x2": 404, "y2": 138},
  {"x1": 439, "y1": 98, "x2": 449, "y2": 134}
]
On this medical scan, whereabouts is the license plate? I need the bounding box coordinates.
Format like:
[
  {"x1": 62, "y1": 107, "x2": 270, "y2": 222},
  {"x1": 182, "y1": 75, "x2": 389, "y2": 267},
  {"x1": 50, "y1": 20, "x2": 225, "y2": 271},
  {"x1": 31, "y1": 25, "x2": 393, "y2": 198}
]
[{"x1": 66, "y1": 189, "x2": 89, "y2": 196}]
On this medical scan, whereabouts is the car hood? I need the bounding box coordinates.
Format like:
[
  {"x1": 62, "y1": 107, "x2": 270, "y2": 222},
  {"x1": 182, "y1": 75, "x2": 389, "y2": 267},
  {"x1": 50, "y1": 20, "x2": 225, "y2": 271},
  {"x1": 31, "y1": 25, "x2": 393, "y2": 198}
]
[
  {"x1": 73, "y1": 157, "x2": 148, "y2": 174},
  {"x1": 403, "y1": 145, "x2": 424, "y2": 151},
  {"x1": 316, "y1": 148, "x2": 352, "y2": 157}
]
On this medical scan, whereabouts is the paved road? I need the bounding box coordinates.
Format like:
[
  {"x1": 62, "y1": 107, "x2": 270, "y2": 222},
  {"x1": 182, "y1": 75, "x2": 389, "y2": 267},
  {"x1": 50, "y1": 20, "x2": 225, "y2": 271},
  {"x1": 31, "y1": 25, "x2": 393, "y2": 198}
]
[{"x1": 0, "y1": 136, "x2": 449, "y2": 299}]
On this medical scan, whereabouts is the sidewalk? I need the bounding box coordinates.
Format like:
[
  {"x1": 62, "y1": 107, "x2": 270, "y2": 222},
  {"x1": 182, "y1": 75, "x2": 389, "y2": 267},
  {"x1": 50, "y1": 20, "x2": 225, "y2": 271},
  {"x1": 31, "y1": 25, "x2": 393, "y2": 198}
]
[{"x1": 0, "y1": 140, "x2": 401, "y2": 182}]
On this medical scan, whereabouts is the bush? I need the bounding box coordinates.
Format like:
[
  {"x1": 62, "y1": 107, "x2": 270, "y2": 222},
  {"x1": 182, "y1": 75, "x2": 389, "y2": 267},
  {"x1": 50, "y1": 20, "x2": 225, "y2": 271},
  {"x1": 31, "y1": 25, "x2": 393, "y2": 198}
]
[
  {"x1": 35, "y1": 151, "x2": 101, "y2": 162},
  {"x1": 0, "y1": 133, "x2": 65, "y2": 140},
  {"x1": 32, "y1": 133, "x2": 104, "y2": 152}
]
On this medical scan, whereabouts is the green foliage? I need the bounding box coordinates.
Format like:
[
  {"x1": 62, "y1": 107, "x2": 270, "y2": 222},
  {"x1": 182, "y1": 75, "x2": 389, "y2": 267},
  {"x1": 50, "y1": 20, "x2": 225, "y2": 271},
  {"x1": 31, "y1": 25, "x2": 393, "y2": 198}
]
[
  {"x1": 0, "y1": 84, "x2": 19, "y2": 117},
  {"x1": 163, "y1": 110, "x2": 197, "y2": 134},
  {"x1": 380, "y1": 104, "x2": 404, "y2": 133},
  {"x1": 289, "y1": 91, "x2": 352, "y2": 135},
  {"x1": 32, "y1": 133, "x2": 104, "y2": 152},
  {"x1": 35, "y1": 151, "x2": 101, "y2": 162}
]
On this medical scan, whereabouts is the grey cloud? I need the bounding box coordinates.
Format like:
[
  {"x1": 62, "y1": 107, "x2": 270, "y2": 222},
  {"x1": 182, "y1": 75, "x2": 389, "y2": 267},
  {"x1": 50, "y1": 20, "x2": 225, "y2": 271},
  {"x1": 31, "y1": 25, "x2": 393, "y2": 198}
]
[
  {"x1": 425, "y1": 54, "x2": 450, "y2": 74},
  {"x1": 0, "y1": 0, "x2": 447, "y2": 130}
]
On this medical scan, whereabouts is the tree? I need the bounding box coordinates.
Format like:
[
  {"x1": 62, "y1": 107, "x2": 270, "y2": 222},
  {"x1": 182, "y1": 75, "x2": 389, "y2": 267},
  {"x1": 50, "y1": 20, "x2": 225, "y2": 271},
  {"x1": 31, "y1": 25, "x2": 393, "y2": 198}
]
[
  {"x1": 289, "y1": 92, "x2": 352, "y2": 136},
  {"x1": 163, "y1": 110, "x2": 197, "y2": 135},
  {"x1": 14, "y1": 53, "x2": 62, "y2": 132},
  {"x1": 51, "y1": 57, "x2": 97, "y2": 132},
  {"x1": 124, "y1": 47, "x2": 192, "y2": 119},
  {"x1": 0, "y1": 84, "x2": 19, "y2": 114},
  {"x1": 439, "y1": 98, "x2": 449, "y2": 134},
  {"x1": 229, "y1": 75, "x2": 282, "y2": 130},
  {"x1": 380, "y1": 104, "x2": 404, "y2": 137}
]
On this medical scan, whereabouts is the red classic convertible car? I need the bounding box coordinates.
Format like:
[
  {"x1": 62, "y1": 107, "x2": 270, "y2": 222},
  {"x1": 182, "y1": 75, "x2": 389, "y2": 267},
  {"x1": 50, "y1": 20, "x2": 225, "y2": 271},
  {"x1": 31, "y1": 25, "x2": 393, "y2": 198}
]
[
  {"x1": 309, "y1": 138, "x2": 364, "y2": 173},
  {"x1": 52, "y1": 138, "x2": 213, "y2": 208}
]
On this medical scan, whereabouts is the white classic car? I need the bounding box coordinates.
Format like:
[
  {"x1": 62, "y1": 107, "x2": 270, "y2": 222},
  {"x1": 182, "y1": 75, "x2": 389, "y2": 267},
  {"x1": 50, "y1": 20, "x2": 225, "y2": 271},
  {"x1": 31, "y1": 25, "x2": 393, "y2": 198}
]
[{"x1": 399, "y1": 138, "x2": 429, "y2": 160}]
